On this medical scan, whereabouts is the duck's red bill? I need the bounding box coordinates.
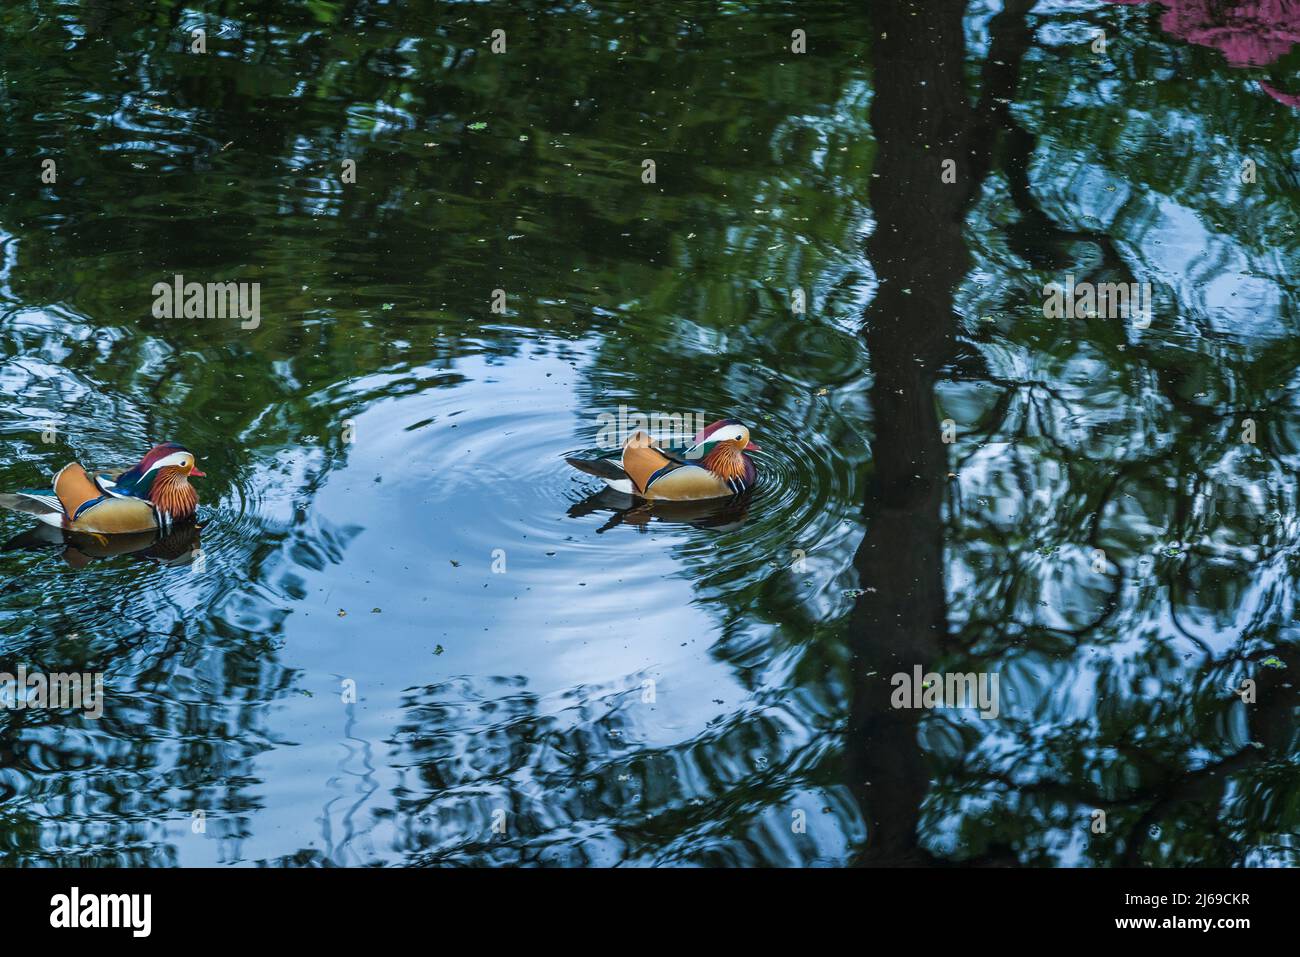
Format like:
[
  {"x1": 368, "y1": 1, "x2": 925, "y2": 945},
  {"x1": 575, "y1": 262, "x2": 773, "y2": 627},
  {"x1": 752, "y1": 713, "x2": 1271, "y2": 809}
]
[
  {"x1": 189, "y1": 467, "x2": 206, "y2": 478},
  {"x1": 744, "y1": 441, "x2": 761, "y2": 451}
]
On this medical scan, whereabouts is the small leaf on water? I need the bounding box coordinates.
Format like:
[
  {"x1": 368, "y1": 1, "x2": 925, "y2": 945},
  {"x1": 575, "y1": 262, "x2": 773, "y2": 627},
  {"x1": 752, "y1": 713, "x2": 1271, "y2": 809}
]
[
  {"x1": 1261, "y1": 656, "x2": 1286, "y2": 669},
  {"x1": 468, "y1": 121, "x2": 487, "y2": 130}
]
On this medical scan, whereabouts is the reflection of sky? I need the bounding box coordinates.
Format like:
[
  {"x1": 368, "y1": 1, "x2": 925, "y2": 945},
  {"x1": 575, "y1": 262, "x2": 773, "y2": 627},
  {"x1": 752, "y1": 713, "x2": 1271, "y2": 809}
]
[
  {"x1": 183, "y1": 347, "x2": 762, "y2": 865},
  {"x1": 1020, "y1": 144, "x2": 1295, "y2": 339},
  {"x1": 1133, "y1": 195, "x2": 1283, "y2": 338}
]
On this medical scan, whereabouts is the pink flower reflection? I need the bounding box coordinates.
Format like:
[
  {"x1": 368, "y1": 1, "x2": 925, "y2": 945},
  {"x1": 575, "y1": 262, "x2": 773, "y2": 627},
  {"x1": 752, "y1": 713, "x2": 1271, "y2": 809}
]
[
  {"x1": 1110, "y1": 0, "x2": 1300, "y2": 65},
  {"x1": 1109, "y1": 0, "x2": 1300, "y2": 104}
]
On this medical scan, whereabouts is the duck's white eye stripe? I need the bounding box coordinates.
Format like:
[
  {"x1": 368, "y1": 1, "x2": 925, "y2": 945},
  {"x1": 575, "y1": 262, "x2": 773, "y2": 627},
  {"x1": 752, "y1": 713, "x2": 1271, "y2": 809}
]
[{"x1": 149, "y1": 452, "x2": 191, "y2": 472}]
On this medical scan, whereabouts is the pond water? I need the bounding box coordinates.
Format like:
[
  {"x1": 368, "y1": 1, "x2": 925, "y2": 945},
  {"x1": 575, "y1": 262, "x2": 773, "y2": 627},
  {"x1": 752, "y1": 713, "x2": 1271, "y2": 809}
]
[{"x1": 0, "y1": 0, "x2": 1296, "y2": 866}]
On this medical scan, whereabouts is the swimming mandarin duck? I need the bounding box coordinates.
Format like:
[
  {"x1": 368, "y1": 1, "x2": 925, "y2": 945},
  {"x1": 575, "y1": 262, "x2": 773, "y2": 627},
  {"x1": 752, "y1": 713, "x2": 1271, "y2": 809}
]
[
  {"x1": 566, "y1": 418, "x2": 760, "y2": 500},
  {"x1": 0, "y1": 442, "x2": 205, "y2": 534}
]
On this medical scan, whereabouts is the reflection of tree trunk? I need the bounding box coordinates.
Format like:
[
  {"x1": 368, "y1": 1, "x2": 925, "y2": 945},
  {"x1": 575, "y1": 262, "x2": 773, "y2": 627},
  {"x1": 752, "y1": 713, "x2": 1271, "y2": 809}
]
[{"x1": 847, "y1": 0, "x2": 1036, "y2": 866}]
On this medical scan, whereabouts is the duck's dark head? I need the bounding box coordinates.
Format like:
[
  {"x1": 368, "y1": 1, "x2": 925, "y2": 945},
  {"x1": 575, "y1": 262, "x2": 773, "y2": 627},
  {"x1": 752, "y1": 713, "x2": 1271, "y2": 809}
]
[
  {"x1": 126, "y1": 443, "x2": 205, "y2": 521},
  {"x1": 691, "y1": 420, "x2": 760, "y2": 484}
]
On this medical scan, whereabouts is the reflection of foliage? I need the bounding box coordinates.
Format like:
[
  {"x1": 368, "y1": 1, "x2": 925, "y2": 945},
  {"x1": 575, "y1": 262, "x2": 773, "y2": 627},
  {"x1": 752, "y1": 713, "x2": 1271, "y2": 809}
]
[
  {"x1": 382, "y1": 674, "x2": 856, "y2": 866},
  {"x1": 928, "y1": 661, "x2": 1296, "y2": 866},
  {"x1": 855, "y1": 0, "x2": 1300, "y2": 866}
]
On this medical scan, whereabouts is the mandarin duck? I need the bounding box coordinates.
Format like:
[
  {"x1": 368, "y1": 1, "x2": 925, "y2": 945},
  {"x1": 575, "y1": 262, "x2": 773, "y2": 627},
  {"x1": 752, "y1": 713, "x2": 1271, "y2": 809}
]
[
  {"x1": 566, "y1": 418, "x2": 760, "y2": 501},
  {"x1": 0, "y1": 442, "x2": 205, "y2": 534}
]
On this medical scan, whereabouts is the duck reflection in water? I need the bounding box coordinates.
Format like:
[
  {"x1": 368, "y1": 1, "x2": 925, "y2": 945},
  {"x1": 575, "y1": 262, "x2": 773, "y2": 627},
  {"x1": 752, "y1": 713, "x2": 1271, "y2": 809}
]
[
  {"x1": 567, "y1": 486, "x2": 753, "y2": 533},
  {"x1": 2, "y1": 521, "x2": 203, "y2": 569}
]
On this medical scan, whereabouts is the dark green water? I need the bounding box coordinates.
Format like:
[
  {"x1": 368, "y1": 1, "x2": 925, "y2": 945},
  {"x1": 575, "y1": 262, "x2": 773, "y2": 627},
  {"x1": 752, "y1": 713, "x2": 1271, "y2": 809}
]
[{"x1": 0, "y1": 0, "x2": 1296, "y2": 866}]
